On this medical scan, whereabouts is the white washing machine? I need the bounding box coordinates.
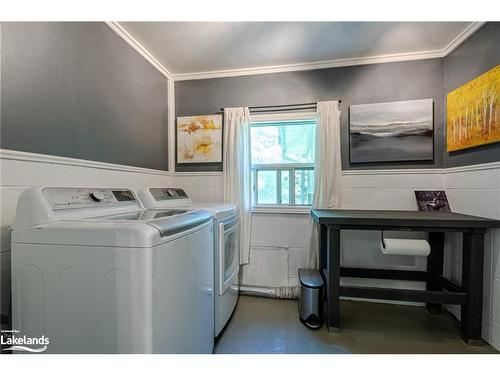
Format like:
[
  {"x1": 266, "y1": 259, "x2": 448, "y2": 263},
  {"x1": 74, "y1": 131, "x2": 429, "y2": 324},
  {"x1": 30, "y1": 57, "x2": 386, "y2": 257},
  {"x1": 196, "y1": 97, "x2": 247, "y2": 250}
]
[
  {"x1": 138, "y1": 188, "x2": 239, "y2": 337},
  {"x1": 10, "y1": 187, "x2": 214, "y2": 354}
]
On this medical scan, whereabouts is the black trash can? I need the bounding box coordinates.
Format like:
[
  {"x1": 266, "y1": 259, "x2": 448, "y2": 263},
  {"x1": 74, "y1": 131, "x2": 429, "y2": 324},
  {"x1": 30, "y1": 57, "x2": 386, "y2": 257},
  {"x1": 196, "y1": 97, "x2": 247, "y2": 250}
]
[{"x1": 298, "y1": 268, "x2": 324, "y2": 329}]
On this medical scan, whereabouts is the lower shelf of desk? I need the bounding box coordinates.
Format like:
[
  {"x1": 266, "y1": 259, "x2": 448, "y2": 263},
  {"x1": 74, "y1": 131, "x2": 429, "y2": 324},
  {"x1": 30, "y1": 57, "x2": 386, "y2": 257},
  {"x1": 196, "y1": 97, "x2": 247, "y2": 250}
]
[{"x1": 321, "y1": 267, "x2": 467, "y2": 306}]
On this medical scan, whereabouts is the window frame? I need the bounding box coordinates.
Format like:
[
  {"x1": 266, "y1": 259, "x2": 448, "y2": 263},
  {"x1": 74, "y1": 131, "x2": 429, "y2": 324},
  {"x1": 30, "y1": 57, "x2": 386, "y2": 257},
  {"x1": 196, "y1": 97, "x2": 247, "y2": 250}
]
[{"x1": 250, "y1": 112, "x2": 316, "y2": 213}]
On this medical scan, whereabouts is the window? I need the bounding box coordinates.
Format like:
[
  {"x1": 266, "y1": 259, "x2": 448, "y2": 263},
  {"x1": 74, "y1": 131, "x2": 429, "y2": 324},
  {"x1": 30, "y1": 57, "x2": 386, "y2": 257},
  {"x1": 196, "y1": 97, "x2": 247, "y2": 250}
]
[{"x1": 250, "y1": 113, "x2": 316, "y2": 207}]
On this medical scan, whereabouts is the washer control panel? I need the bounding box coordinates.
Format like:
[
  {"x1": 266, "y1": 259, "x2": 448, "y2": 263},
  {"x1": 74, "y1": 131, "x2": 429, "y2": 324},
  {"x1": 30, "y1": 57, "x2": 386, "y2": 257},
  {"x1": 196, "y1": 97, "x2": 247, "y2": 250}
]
[
  {"x1": 150, "y1": 188, "x2": 188, "y2": 201},
  {"x1": 43, "y1": 188, "x2": 136, "y2": 210}
]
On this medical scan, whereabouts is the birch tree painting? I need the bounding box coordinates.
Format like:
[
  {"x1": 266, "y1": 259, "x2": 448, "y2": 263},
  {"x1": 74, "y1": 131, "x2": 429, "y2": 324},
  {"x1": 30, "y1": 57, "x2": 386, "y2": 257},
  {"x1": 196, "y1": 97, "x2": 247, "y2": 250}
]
[{"x1": 447, "y1": 65, "x2": 499, "y2": 152}]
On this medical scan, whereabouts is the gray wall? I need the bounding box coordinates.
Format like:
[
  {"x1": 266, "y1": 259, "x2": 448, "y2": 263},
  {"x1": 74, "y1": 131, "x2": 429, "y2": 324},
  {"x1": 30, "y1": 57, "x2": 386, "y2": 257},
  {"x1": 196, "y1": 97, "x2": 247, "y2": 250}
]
[
  {"x1": 176, "y1": 58, "x2": 445, "y2": 171},
  {"x1": 1, "y1": 22, "x2": 169, "y2": 170},
  {"x1": 444, "y1": 22, "x2": 500, "y2": 168}
]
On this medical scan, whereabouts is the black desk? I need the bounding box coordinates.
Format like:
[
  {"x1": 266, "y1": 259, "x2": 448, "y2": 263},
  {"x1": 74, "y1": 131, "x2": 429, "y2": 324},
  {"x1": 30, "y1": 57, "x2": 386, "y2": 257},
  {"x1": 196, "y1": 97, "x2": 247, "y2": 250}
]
[{"x1": 311, "y1": 209, "x2": 500, "y2": 344}]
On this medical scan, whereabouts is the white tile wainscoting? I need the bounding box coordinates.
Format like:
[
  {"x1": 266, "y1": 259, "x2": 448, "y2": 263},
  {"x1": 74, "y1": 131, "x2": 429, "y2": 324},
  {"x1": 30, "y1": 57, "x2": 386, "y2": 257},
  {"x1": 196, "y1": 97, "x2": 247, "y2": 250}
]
[
  {"x1": 0, "y1": 149, "x2": 179, "y2": 324},
  {"x1": 442, "y1": 164, "x2": 500, "y2": 349},
  {"x1": 0, "y1": 149, "x2": 224, "y2": 325},
  {"x1": 0, "y1": 148, "x2": 499, "y2": 349}
]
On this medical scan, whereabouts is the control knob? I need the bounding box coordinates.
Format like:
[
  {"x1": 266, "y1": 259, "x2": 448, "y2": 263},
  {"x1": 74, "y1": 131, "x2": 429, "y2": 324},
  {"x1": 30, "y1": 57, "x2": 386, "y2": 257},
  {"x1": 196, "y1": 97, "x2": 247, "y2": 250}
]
[{"x1": 89, "y1": 190, "x2": 105, "y2": 202}]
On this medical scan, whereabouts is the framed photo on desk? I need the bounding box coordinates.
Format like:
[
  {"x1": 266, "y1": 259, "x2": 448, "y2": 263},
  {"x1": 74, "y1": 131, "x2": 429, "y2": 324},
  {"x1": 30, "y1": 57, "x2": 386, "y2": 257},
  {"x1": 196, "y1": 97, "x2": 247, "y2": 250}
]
[{"x1": 415, "y1": 191, "x2": 451, "y2": 212}]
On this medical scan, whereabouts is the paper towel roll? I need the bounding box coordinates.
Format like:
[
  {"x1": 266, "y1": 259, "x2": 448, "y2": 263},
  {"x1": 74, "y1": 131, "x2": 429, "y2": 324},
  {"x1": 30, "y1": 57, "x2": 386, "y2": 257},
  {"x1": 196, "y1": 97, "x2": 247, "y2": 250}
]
[{"x1": 380, "y1": 238, "x2": 430, "y2": 256}]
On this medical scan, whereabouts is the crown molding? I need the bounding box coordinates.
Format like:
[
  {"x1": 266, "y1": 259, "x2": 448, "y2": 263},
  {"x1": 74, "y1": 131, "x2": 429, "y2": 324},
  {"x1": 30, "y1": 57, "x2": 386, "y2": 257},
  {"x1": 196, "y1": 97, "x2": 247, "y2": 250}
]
[
  {"x1": 441, "y1": 21, "x2": 486, "y2": 56},
  {"x1": 171, "y1": 22, "x2": 486, "y2": 81},
  {"x1": 107, "y1": 21, "x2": 485, "y2": 82},
  {"x1": 105, "y1": 21, "x2": 173, "y2": 79},
  {"x1": 172, "y1": 49, "x2": 446, "y2": 81}
]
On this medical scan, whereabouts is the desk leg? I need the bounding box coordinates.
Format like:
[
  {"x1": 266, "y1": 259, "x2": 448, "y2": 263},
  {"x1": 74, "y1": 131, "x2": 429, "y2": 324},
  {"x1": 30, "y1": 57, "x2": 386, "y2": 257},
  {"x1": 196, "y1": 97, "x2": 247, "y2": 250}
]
[
  {"x1": 426, "y1": 232, "x2": 445, "y2": 313},
  {"x1": 326, "y1": 227, "x2": 341, "y2": 333},
  {"x1": 319, "y1": 224, "x2": 327, "y2": 272},
  {"x1": 460, "y1": 232, "x2": 484, "y2": 344}
]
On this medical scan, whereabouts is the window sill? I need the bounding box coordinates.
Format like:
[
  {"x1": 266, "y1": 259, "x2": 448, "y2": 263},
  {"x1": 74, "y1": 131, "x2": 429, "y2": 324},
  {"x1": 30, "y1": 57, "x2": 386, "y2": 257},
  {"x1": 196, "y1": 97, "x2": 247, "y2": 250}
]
[{"x1": 251, "y1": 206, "x2": 312, "y2": 215}]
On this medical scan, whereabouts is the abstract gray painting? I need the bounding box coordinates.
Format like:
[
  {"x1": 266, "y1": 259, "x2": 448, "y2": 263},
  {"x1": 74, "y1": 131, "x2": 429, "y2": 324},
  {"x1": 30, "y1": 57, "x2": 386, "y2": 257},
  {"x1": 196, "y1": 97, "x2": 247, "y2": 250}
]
[{"x1": 349, "y1": 99, "x2": 434, "y2": 163}]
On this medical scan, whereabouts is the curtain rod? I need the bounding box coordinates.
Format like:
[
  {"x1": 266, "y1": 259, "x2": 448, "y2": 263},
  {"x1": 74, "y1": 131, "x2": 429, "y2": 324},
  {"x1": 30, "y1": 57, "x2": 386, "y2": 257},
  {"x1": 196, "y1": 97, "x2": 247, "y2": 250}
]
[{"x1": 219, "y1": 100, "x2": 342, "y2": 113}]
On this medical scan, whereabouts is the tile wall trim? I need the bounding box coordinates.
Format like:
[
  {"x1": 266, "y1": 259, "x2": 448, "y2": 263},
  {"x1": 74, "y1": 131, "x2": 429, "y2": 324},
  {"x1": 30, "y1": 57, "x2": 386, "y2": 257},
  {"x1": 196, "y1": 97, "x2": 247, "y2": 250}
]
[
  {"x1": 0, "y1": 149, "x2": 223, "y2": 178},
  {"x1": 4, "y1": 149, "x2": 499, "y2": 181}
]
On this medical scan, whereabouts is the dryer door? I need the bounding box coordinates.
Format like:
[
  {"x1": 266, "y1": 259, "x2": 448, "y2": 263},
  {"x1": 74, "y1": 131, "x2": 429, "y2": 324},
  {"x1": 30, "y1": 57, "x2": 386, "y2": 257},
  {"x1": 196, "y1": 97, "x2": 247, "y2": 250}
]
[{"x1": 218, "y1": 216, "x2": 240, "y2": 295}]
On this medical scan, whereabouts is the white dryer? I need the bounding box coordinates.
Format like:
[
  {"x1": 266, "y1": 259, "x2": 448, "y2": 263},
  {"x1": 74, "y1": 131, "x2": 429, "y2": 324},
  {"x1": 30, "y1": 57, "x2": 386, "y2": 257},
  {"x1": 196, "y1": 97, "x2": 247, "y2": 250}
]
[
  {"x1": 138, "y1": 188, "x2": 239, "y2": 337},
  {"x1": 10, "y1": 187, "x2": 214, "y2": 353}
]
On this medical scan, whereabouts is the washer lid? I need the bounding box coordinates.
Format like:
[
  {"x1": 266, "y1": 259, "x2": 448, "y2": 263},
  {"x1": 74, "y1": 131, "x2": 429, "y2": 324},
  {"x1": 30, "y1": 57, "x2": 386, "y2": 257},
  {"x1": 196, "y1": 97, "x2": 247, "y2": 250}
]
[
  {"x1": 147, "y1": 210, "x2": 212, "y2": 237},
  {"x1": 92, "y1": 209, "x2": 190, "y2": 222},
  {"x1": 12, "y1": 209, "x2": 213, "y2": 248},
  {"x1": 87, "y1": 209, "x2": 213, "y2": 237}
]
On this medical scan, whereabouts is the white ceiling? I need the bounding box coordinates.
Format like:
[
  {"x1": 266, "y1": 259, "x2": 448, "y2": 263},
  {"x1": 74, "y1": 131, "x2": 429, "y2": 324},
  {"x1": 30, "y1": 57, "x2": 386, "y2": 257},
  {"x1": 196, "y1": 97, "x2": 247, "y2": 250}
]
[{"x1": 120, "y1": 22, "x2": 474, "y2": 76}]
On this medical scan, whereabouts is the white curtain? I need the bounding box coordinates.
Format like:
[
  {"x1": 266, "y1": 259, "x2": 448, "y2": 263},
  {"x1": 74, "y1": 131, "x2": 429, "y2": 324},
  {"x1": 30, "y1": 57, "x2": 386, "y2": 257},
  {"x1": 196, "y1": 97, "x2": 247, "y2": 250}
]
[
  {"x1": 223, "y1": 107, "x2": 252, "y2": 264},
  {"x1": 306, "y1": 101, "x2": 342, "y2": 269}
]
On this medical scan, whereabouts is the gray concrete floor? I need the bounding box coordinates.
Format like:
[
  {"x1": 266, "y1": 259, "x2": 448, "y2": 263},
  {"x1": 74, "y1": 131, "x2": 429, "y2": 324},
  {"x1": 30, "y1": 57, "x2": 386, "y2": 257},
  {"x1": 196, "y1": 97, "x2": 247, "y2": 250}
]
[{"x1": 214, "y1": 296, "x2": 498, "y2": 354}]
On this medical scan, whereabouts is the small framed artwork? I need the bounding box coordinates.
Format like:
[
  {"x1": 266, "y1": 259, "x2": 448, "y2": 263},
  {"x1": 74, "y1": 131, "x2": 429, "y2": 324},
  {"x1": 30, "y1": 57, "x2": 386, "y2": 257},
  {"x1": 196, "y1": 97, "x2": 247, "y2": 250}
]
[
  {"x1": 349, "y1": 99, "x2": 434, "y2": 163},
  {"x1": 177, "y1": 114, "x2": 223, "y2": 164},
  {"x1": 414, "y1": 191, "x2": 451, "y2": 212},
  {"x1": 446, "y1": 64, "x2": 499, "y2": 152}
]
